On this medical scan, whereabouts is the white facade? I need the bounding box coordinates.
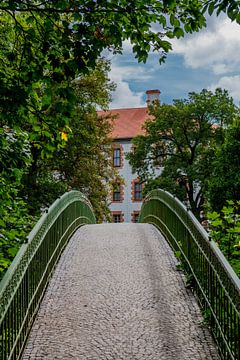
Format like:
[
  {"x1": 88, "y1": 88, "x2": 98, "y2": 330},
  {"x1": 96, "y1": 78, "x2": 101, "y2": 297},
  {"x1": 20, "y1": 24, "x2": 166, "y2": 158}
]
[{"x1": 110, "y1": 139, "x2": 143, "y2": 223}]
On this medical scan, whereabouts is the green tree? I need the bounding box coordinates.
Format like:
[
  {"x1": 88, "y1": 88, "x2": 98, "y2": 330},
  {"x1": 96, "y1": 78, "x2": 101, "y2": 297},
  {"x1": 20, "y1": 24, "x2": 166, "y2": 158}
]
[
  {"x1": 0, "y1": 10, "x2": 77, "y2": 163},
  {"x1": 20, "y1": 60, "x2": 117, "y2": 221},
  {"x1": 0, "y1": 127, "x2": 33, "y2": 279},
  {"x1": 0, "y1": 1, "x2": 207, "y2": 158},
  {"x1": 56, "y1": 62, "x2": 116, "y2": 222},
  {"x1": 0, "y1": 0, "x2": 207, "y2": 70},
  {"x1": 0, "y1": 0, "x2": 237, "y2": 139},
  {"x1": 55, "y1": 110, "x2": 115, "y2": 222},
  {"x1": 1, "y1": 0, "x2": 239, "y2": 276},
  {"x1": 207, "y1": 118, "x2": 240, "y2": 212},
  {"x1": 0, "y1": 1, "x2": 207, "y2": 215},
  {"x1": 128, "y1": 89, "x2": 236, "y2": 217}
]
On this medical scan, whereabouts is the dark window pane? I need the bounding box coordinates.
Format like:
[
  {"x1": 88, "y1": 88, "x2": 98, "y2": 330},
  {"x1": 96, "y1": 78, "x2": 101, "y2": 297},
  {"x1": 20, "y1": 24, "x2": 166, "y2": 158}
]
[
  {"x1": 133, "y1": 213, "x2": 139, "y2": 223},
  {"x1": 113, "y1": 192, "x2": 121, "y2": 201},
  {"x1": 113, "y1": 183, "x2": 121, "y2": 201},
  {"x1": 113, "y1": 148, "x2": 121, "y2": 167},
  {"x1": 134, "y1": 182, "x2": 142, "y2": 201},
  {"x1": 113, "y1": 214, "x2": 121, "y2": 223},
  {"x1": 113, "y1": 191, "x2": 120, "y2": 201}
]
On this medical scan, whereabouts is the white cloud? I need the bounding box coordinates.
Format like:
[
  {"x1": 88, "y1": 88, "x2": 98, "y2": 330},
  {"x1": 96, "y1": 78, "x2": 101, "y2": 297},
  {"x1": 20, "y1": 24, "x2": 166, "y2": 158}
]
[
  {"x1": 110, "y1": 62, "x2": 153, "y2": 82},
  {"x1": 108, "y1": 55, "x2": 153, "y2": 108},
  {"x1": 172, "y1": 16, "x2": 240, "y2": 75},
  {"x1": 105, "y1": 14, "x2": 240, "y2": 107},
  {"x1": 110, "y1": 81, "x2": 145, "y2": 109},
  {"x1": 209, "y1": 75, "x2": 240, "y2": 103}
]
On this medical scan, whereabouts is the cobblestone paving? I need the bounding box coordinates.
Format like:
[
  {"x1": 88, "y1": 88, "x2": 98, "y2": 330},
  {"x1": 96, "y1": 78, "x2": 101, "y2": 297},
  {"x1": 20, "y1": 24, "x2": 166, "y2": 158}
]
[{"x1": 22, "y1": 223, "x2": 220, "y2": 360}]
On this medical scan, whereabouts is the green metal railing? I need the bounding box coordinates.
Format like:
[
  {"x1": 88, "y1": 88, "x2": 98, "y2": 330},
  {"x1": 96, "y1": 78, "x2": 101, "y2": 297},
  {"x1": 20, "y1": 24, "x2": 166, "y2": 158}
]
[
  {"x1": 0, "y1": 191, "x2": 96, "y2": 360},
  {"x1": 139, "y1": 189, "x2": 240, "y2": 360}
]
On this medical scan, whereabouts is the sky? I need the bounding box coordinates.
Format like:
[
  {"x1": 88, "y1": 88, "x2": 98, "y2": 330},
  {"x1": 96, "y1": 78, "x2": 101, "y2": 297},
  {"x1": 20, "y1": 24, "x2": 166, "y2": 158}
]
[{"x1": 106, "y1": 14, "x2": 240, "y2": 109}]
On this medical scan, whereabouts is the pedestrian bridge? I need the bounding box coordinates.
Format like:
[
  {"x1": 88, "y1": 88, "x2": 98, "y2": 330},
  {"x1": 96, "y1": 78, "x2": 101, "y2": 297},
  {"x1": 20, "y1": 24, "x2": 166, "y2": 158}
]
[{"x1": 0, "y1": 191, "x2": 239, "y2": 360}]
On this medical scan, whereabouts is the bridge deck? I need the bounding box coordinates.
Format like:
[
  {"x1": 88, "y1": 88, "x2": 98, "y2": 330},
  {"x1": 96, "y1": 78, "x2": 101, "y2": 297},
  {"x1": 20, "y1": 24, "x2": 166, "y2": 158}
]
[{"x1": 22, "y1": 223, "x2": 219, "y2": 359}]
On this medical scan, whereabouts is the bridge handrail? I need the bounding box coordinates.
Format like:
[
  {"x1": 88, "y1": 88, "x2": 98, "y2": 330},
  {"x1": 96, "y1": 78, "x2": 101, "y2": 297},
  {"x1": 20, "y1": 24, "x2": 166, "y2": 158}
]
[
  {"x1": 139, "y1": 189, "x2": 240, "y2": 360},
  {"x1": 0, "y1": 191, "x2": 96, "y2": 360}
]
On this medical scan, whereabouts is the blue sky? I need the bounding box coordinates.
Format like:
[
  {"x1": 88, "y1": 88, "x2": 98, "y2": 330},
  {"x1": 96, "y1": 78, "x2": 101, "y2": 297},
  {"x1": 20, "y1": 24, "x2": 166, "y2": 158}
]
[{"x1": 107, "y1": 14, "x2": 240, "y2": 109}]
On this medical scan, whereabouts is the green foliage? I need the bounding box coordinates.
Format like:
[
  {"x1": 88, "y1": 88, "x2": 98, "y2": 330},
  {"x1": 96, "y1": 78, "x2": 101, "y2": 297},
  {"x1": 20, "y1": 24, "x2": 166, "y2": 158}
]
[
  {"x1": 0, "y1": 128, "x2": 33, "y2": 280},
  {"x1": 128, "y1": 88, "x2": 236, "y2": 217},
  {"x1": 1, "y1": 0, "x2": 239, "y2": 279},
  {"x1": 0, "y1": 19, "x2": 116, "y2": 274},
  {"x1": 0, "y1": 0, "x2": 207, "y2": 77},
  {"x1": 207, "y1": 118, "x2": 240, "y2": 212},
  {"x1": 0, "y1": 11, "x2": 77, "y2": 163},
  {"x1": 19, "y1": 60, "x2": 116, "y2": 222},
  {"x1": 0, "y1": 193, "x2": 33, "y2": 280},
  {"x1": 23, "y1": 171, "x2": 69, "y2": 215},
  {"x1": 208, "y1": 201, "x2": 240, "y2": 277},
  {"x1": 203, "y1": 0, "x2": 240, "y2": 23},
  {"x1": 53, "y1": 61, "x2": 117, "y2": 222}
]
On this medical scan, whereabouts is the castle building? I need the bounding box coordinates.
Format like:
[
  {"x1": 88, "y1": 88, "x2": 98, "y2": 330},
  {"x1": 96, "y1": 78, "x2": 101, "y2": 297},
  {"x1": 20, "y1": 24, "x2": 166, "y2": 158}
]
[{"x1": 98, "y1": 90, "x2": 160, "y2": 223}]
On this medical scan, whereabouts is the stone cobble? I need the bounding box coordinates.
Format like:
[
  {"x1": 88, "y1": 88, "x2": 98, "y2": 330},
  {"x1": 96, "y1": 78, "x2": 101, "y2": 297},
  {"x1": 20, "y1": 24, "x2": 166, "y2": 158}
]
[{"x1": 22, "y1": 223, "x2": 220, "y2": 359}]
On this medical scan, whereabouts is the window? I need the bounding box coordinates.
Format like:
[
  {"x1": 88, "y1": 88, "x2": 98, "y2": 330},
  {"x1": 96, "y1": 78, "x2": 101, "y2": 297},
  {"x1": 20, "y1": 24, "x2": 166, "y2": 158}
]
[
  {"x1": 113, "y1": 214, "x2": 121, "y2": 223},
  {"x1": 112, "y1": 211, "x2": 123, "y2": 222},
  {"x1": 131, "y1": 179, "x2": 144, "y2": 202},
  {"x1": 113, "y1": 183, "x2": 121, "y2": 202},
  {"x1": 132, "y1": 212, "x2": 139, "y2": 223},
  {"x1": 113, "y1": 148, "x2": 121, "y2": 167},
  {"x1": 134, "y1": 182, "x2": 142, "y2": 201}
]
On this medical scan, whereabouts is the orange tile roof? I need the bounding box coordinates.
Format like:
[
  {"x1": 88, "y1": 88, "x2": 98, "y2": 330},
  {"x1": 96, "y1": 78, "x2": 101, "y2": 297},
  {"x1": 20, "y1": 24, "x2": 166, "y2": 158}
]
[{"x1": 98, "y1": 107, "x2": 150, "y2": 139}]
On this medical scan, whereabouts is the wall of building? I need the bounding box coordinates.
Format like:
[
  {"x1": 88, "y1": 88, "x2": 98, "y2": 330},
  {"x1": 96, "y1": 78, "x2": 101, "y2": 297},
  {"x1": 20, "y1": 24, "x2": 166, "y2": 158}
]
[{"x1": 110, "y1": 139, "x2": 142, "y2": 223}]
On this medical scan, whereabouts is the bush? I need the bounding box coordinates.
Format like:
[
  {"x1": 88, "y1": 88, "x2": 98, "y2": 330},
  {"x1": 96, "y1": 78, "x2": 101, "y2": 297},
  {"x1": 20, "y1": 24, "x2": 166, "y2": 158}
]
[{"x1": 208, "y1": 200, "x2": 240, "y2": 277}]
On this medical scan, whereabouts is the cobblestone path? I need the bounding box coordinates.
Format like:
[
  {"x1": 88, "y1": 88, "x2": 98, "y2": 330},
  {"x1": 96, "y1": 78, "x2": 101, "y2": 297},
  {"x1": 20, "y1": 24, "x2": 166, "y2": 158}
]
[{"x1": 22, "y1": 223, "x2": 219, "y2": 360}]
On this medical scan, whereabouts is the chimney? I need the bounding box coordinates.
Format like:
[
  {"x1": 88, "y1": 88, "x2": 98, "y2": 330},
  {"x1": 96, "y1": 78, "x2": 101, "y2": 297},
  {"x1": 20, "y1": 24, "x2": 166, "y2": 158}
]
[{"x1": 146, "y1": 89, "x2": 160, "y2": 105}]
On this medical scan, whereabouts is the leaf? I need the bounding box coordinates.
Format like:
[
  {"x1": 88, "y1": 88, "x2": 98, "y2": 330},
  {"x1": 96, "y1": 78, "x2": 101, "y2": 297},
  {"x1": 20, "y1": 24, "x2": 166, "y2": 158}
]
[
  {"x1": 208, "y1": 3, "x2": 215, "y2": 16},
  {"x1": 7, "y1": 246, "x2": 19, "y2": 258},
  {"x1": 0, "y1": 219, "x2": 6, "y2": 227},
  {"x1": 170, "y1": 14, "x2": 176, "y2": 26},
  {"x1": 173, "y1": 27, "x2": 184, "y2": 38},
  {"x1": 208, "y1": 212, "x2": 220, "y2": 221},
  {"x1": 211, "y1": 219, "x2": 223, "y2": 227},
  {"x1": 175, "y1": 250, "x2": 182, "y2": 259}
]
